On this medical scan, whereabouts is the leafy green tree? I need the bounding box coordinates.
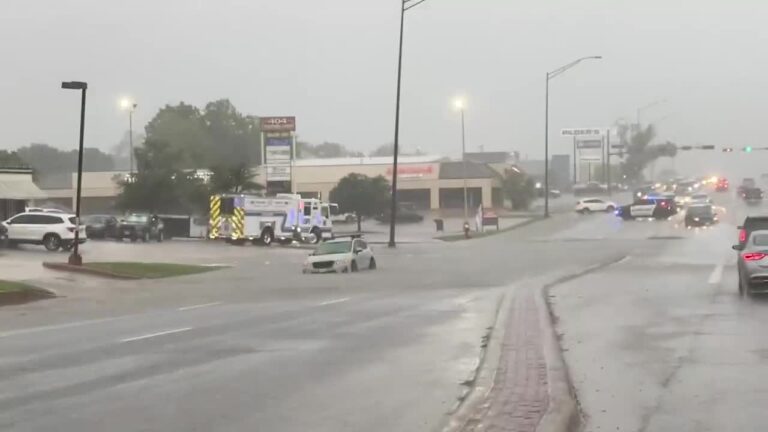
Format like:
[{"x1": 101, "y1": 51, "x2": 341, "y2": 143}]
[
  {"x1": 117, "y1": 139, "x2": 206, "y2": 214},
  {"x1": 202, "y1": 100, "x2": 262, "y2": 166},
  {"x1": 143, "y1": 99, "x2": 262, "y2": 169},
  {"x1": 329, "y1": 173, "x2": 391, "y2": 231},
  {"x1": 617, "y1": 123, "x2": 677, "y2": 182},
  {"x1": 369, "y1": 142, "x2": 424, "y2": 157},
  {"x1": 0, "y1": 150, "x2": 26, "y2": 168},
  {"x1": 208, "y1": 163, "x2": 264, "y2": 194},
  {"x1": 502, "y1": 168, "x2": 535, "y2": 210},
  {"x1": 144, "y1": 103, "x2": 209, "y2": 168},
  {"x1": 15, "y1": 143, "x2": 114, "y2": 173},
  {"x1": 370, "y1": 143, "x2": 395, "y2": 157},
  {"x1": 296, "y1": 141, "x2": 363, "y2": 159}
]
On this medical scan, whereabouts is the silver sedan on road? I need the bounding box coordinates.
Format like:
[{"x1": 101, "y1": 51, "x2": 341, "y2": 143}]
[{"x1": 735, "y1": 229, "x2": 768, "y2": 296}]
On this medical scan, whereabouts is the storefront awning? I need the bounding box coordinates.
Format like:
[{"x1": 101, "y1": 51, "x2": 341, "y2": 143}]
[{"x1": 0, "y1": 178, "x2": 47, "y2": 200}]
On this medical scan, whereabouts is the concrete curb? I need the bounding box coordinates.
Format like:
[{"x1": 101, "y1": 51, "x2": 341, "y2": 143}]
[
  {"x1": 42, "y1": 262, "x2": 140, "y2": 280},
  {"x1": 441, "y1": 290, "x2": 512, "y2": 432},
  {"x1": 536, "y1": 254, "x2": 629, "y2": 432},
  {"x1": 441, "y1": 292, "x2": 512, "y2": 432},
  {"x1": 534, "y1": 283, "x2": 581, "y2": 432}
]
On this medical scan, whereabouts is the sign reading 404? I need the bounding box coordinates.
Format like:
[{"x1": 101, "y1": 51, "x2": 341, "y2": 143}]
[{"x1": 260, "y1": 116, "x2": 296, "y2": 132}]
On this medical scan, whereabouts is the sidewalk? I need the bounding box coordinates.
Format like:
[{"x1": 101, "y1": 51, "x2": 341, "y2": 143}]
[{"x1": 338, "y1": 216, "x2": 535, "y2": 244}]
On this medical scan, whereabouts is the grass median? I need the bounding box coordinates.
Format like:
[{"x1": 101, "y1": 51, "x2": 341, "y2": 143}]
[
  {"x1": 0, "y1": 280, "x2": 39, "y2": 294},
  {"x1": 83, "y1": 262, "x2": 223, "y2": 279},
  {"x1": 0, "y1": 280, "x2": 55, "y2": 306}
]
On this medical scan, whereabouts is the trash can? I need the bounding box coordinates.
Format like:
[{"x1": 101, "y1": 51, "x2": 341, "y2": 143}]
[{"x1": 434, "y1": 218, "x2": 444, "y2": 232}]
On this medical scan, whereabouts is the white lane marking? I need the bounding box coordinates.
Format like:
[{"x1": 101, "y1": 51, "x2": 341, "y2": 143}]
[
  {"x1": 178, "y1": 302, "x2": 222, "y2": 311},
  {"x1": 616, "y1": 255, "x2": 632, "y2": 265},
  {"x1": 120, "y1": 327, "x2": 193, "y2": 343},
  {"x1": 708, "y1": 263, "x2": 724, "y2": 284},
  {"x1": 0, "y1": 317, "x2": 121, "y2": 339},
  {"x1": 317, "y1": 297, "x2": 350, "y2": 306}
]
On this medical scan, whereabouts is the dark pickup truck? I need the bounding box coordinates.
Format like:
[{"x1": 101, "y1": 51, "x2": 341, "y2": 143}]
[{"x1": 117, "y1": 213, "x2": 165, "y2": 242}]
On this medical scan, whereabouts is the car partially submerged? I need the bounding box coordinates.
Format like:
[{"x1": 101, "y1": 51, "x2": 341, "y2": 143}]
[{"x1": 303, "y1": 237, "x2": 376, "y2": 274}]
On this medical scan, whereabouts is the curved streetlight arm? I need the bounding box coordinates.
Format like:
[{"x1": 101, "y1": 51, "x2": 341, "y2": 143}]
[
  {"x1": 547, "y1": 56, "x2": 602, "y2": 80},
  {"x1": 404, "y1": 0, "x2": 429, "y2": 11}
]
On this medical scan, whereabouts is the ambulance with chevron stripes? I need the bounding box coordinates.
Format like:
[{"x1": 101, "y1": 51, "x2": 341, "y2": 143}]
[{"x1": 208, "y1": 193, "x2": 333, "y2": 245}]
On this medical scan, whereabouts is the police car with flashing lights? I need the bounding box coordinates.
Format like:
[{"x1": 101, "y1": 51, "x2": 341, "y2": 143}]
[{"x1": 615, "y1": 197, "x2": 678, "y2": 220}]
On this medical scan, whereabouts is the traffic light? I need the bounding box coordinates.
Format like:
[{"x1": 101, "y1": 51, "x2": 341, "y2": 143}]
[
  {"x1": 745, "y1": 146, "x2": 753, "y2": 153},
  {"x1": 722, "y1": 147, "x2": 734, "y2": 152},
  {"x1": 679, "y1": 145, "x2": 693, "y2": 151},
  {"x1": 700, "y1": 145, "x2": 715, "y2": 150}
]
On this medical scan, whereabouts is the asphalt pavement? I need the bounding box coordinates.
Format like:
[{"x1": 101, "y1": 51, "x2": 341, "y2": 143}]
[
  {"x1": 0, "y1": 191, "x2": 727, "y2": 432},
  {"x1": 551, "y1": 190, "x2": 768, "y2": 432}
]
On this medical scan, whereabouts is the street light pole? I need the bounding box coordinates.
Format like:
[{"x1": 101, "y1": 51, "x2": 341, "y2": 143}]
[
  {"x1": 460, "y1": 106, "x2": 468, "y2": 222},
  {"x1": 128, "y1": 103, "x2": 136, "y2": 175},
  {"x1": 544, "y1": 74, "x2": 550, "y2": 217},
  {"x1": 543, "y1": 56, "x2": 602, "y2": 218},
  {"x1": 388, "y1": 0, "x2": 429, "y2": 249},
  {"x1": 61, "y1": 81, "x2": 88, "y2": 266},
  {"x1": 120, "y1": 98, "x2": 137, "y2": 175}
]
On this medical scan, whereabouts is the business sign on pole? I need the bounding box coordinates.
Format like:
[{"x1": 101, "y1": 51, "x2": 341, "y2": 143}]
[
  {"x1": 576, "y1": 139, "x2": 603, "y2": 149},
  {"x1": 264, "y1": 136, "x2": 292, "y2": 163},
  {"x1": 260, "y1": 118, "x2": 296, "y2": 188},
  {"x1": 561, "y1": 128, "x2": 604, "y2": 137},
  {"x1": 266, "y1": 166, "x2": 291, "y2": 181},
  {"x1": 579, "y1": 155, "x2": 603, "y2": 162},
  {"x1": 260, "y1": 116, "x2": 296, "y2": 132}
]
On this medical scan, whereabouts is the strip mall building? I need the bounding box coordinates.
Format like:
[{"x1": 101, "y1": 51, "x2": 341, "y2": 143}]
[{"x1": 25, "y1": 153, "x2": 520, "y2": 214}]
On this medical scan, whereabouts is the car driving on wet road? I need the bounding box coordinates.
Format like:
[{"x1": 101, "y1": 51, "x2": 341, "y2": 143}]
[
  {"x1": 735, "y1": 230, "x2": 768, "y2": 296},
  {"x1": 616, "y1": 197, "x2": 677, "y2": 220}
]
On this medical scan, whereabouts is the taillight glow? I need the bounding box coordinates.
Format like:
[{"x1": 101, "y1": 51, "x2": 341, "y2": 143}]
[
  {"x1": 739, "y1": 229, "x2": 747, "y2": 243},
  {"x1": 743, "y1": 252, "x2": 767, "y2": 261}
]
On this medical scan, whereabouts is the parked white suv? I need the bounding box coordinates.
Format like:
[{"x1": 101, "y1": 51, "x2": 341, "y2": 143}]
[
  {"x1": 1, "y1": 212, "x2": 86, "y2": 251},
  {"x1": 575, "y1": 198, "x2": 617, "y2": 214}
]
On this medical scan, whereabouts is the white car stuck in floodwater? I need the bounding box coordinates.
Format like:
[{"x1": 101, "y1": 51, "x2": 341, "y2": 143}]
[{"x1": 303, "y1": 237, "x2": 376, "y2": 274}]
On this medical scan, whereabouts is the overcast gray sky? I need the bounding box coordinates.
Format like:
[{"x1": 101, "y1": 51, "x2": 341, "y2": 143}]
[{"x1": 2, "y1": 0, "x2": 767, "y2": 177}]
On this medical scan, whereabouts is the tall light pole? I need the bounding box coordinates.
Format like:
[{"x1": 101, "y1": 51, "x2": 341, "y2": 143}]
[
  {"x1": 388, "y1": 0, "x2": 430, "y2": 248},
  {"x1": 454, "y1": 98, "x2": 469, "y2": 222},
  {"x1": 120, "y1": 98, "x2": 137, "y2": 175},
  {"x1": 637, "y1": 99, "x2": 666, "y2": 126},
  {"x1": 544, "y1": 55, "x2": 602, "y2": 218},
  {"x1": 61, "y1": 81, "x2": 88, "y2": 266}
]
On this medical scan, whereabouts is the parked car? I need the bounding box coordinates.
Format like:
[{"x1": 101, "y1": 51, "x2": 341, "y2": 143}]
[
  {"x1": 84, "y1": 215, "x2": 119, "y2": 239},
  {"x1": 303, "y1": 236, "x2": 376, "y2": 273},
  {"x1": 329, "y1": 203, "x2": 356, "y2": 223},
  {"x1": 117, "y1": 213, "x2": 165, "y2": 242},
  {"x1": 375, "y1": 203, "x2": 424, "y2": 223},
  {"x1": 1, "y1": 212, "x2": 86, "y2": 251},
  {"x1": 575, "y1": 198, "x2": 616, "y2": 214}
]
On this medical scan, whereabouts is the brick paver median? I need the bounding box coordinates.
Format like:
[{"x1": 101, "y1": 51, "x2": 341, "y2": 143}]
[{"x1": 461, "y1": 287, "x2": 549, "y2": 432}]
